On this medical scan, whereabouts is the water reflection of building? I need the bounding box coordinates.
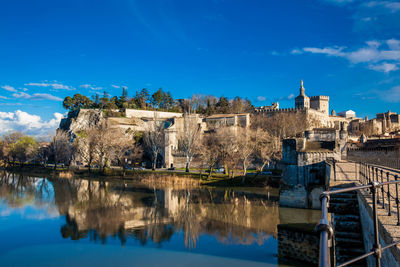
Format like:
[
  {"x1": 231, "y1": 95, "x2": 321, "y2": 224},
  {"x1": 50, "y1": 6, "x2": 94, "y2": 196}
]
[
  {"x1": 0, "y1": 172, "x2": 280, "y2": 249},
  {"x1": 50, "y1": 179, "x2": 279, "y2": 247}
]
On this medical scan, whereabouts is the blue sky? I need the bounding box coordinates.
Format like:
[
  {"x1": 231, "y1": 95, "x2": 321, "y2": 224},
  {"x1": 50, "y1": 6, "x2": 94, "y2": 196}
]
[{"x1": 1, "y1": 0, "x2": 400, "y2": 136}]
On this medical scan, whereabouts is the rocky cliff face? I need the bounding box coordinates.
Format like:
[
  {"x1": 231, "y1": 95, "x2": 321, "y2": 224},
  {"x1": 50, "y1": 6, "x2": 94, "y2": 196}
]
[{"x1": 59, "y1": 109, "x2": 104, "y2": 138}]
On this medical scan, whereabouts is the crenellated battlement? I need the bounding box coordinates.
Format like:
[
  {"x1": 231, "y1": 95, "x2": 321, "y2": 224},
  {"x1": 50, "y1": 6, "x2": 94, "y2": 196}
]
[
  {"x1": 310, "y1": 95, "x2": 329, "y2": 100},
  {"x1": 255, "y1": 107, "x2": 307, "y2": 113}
]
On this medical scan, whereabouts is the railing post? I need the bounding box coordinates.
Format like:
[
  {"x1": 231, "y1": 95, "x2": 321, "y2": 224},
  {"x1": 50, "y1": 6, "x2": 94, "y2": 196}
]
[
  {"x1": 368, "y1": 165, "x2": 371, "y2": 183},
  {"x1": 370, "y1": 181, "x2": 382, "y2": 267},
  {"x1": 355, "y1": 162, "x2": 357, "y2": 181},
  {"x1": 387, "y1": 172, "x2": 392, "y2": 216},
  {"x1": 334, "y1": 160, "x2": 336, "y2": 182},
  {"x1": 317, "y1": 192, "x2": 333, "y2": 267},
  {"x1": 380, "y1": 169, "x2": 385, "y2": 209},
  {"x1": 395, "y1": 175, "x2": 400, "y2": 226}
]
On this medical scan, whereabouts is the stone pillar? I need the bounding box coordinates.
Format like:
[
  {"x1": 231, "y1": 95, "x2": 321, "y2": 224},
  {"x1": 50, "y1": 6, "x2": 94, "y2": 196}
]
[{"x1": 164, "y1": 128, "x2": 176, "y2": 168}]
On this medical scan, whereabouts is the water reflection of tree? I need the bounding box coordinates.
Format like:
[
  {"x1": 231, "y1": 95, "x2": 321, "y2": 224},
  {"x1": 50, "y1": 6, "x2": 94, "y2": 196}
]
[
  {"x1": 55, "y1": 179, "x2": 131, "y2": 245},
  {"x1": 1, "y1": 172, "x2": 278, "y2": 249},
  {"x1": 176, "y1": 190, "x2": 200, "y2": 249},
  {"x1": 0, "y1": 171, "x2": 53, "y2": 209},
  {"x1": 56, "y1": 182, "x2": 277, "y2": 248}
]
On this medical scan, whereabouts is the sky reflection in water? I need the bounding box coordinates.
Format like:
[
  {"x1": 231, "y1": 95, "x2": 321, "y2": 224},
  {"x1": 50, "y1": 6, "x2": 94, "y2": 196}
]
[{"x1": 0, "y1": 172, "x2": 318, "y2": 266}]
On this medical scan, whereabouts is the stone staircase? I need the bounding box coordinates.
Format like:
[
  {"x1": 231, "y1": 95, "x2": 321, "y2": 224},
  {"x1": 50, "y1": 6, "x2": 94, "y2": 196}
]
[{"x1": 329, "y1": 189, "x2": 366, "y2": 266}]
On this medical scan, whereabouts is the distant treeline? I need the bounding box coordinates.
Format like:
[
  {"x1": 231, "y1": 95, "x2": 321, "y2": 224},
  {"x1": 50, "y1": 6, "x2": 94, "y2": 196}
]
[{"x1": 62, "y1": 87, "x2": 254, "y2": 115}]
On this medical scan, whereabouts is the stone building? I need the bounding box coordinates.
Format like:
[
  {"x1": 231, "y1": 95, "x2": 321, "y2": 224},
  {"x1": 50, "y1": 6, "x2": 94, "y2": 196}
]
[
  {"x1": 279, "y1": 128, "x2": 344, "y2": 209},
  {"x1": 255, "y1": 102, "x2": 279, "y2": 112},
  {"x1": 347, "y1": 110, "x2": 400, "y2": 136},
  {"x1": 59, "y1": 81, "x2": 354, "y2": 168},
  {"x1": 164, "y1": 113, "x2": 251, "y2": 168},
  {"x1": 258, "y1": 80, "x2": 352, "y2": 130},
  {"x1": 337, "y1": 110, "x2": 356, "y2": 119},
  {"x1": 295, "y1": 80, "x2": 310, "y2": 109}
]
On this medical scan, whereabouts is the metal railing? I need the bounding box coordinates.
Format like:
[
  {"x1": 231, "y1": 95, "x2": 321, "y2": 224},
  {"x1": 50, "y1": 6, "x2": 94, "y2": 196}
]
[{"x1": 317, "y1": 162, "x2": 400, "y2": 267}]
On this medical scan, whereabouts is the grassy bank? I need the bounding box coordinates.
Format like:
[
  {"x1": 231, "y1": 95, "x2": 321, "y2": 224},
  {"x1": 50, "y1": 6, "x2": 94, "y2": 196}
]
[{"x1": 1, "y1": 165, "x2": 281, "y2": 188}]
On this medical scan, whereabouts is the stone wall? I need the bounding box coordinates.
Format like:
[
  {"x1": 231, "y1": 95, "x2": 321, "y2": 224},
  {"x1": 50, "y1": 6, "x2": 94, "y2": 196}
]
[
  {"x1": 357, "y1": 191, "x2": 400, "y2": 266},
  {"x1": 280, "y1": 184, "x2": 324, "y2": 209},
  {"x1": 279, "y1": 185, "x2": 307, "y2": 208},
  {"x1": 125, "y1": 109, "x2": 182, "y2": 119},
  {"x1": 277, "y1": 223, "x2": 319, "y2": 265},
  {"x1": 347, "y1": 149, "x2": 400, "y2": 170}
]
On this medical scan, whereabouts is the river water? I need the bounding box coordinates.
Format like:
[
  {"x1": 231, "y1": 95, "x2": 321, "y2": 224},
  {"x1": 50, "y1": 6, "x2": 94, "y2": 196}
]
[{"x1": 0, "y1": 172, "x2": 320, "y2": 266}]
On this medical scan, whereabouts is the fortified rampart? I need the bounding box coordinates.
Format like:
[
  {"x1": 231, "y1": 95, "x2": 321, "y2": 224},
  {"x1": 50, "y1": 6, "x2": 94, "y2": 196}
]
[{"x1": 125, "y1": 109, "x2": 182, "y2": 119}]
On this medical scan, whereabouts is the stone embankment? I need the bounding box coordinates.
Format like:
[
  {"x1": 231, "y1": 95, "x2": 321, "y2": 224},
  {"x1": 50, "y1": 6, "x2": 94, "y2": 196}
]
[{"x1": 277, "y1": 223, "x2": 319, "y2": 265}]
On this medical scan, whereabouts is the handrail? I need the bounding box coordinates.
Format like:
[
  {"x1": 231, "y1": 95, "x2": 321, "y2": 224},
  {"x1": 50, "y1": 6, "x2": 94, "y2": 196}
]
[{"x1": 318, "y1": 162, "x2": 400, "y2": 267}]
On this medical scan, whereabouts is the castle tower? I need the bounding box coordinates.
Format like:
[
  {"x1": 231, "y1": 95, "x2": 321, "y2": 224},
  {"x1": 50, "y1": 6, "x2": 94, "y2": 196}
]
[
  {"x1": 310, "y1": 95, "x2": 330, "y2": 114},
  {"x1": 295, "y1": 80, "x2": 310, "y2": 109}
]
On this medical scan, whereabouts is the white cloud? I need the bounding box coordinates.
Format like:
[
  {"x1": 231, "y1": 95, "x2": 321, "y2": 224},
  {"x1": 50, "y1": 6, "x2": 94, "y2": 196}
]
[
  {"x1": 111, "y1": 84, "x2": 121, "y2": 89},
  {"x1": 303, "y1": 46, "x2": 346, "y2": 57},
  {"x1": 287, "y1": 93, "x2": 295, "y2": 100},
  {"x1": 364, "y1": 1, "x2": 400, "y2": 13},
  {"x1": 25, "y1": 82, "x2": 75, "y2": 91},
  {"x1": 0, "y1": 95, "x2": 8, "y2": 99},
  {"x1": 80, "y1": 84, "x2": 102, "y2": 91},
  {"x1": 387, "y1": 39, "x2": 400, "y2": 50},
  {"x1": 276, "y1": 93, "x2": 296, "y2": 102},
  {"x1": 0, "y1": 110, "x2": 64, "y2": 137},
  {"x1": 1, "y1": 85, "x2": 17, "y2": 92},
  {"x1": 80, "y1": 84, "x2": 91, "y2": 89},
  {"x1": 291, "y1": 49, "x2": 303, "y2": 55},
  {"x1": 292, "y1": 39, "x2": 400, "y2": 72},
  {"x1": 368, "y1": 62, "x2": 398, "y2": 73},
  {"x1": 0, "y1": 112, "x2": 14, "y2": 119},
  {"x1": 257, "y1": 96, "x2": 266, "y2": 101},
  {"x1": 13, "y1": 92, "x2": 62, "y2": 101}
]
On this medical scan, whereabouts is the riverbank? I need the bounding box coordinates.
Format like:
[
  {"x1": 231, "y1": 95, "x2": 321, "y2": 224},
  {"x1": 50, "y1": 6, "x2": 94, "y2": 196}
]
[{"x1": 1, "y1": 165, "x2": 281, "y2": 188}]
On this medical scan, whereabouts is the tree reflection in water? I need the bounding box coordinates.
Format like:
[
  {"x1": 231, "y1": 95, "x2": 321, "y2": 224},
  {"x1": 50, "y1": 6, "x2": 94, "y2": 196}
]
[
  {"x1": 0, "y1": 171, "x2": 279, "y2": 249},
  {"x1": 0, "y1": 170, "x2": 54, "y2": 210}
]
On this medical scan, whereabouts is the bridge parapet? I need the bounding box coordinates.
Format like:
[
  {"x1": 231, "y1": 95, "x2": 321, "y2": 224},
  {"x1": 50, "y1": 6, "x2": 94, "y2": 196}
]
[{"x1": 318, "y1": 162, "x2": 400, "y2": 267}]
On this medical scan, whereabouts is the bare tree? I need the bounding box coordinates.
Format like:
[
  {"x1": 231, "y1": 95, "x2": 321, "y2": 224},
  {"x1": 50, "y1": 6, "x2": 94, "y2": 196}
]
[
  {"x1": 111, "y1": 128, "x2": 142, "y2": 176},
  {"x1": 199, "y1": 131, "x2": 219, "y2": 180},
  {"x1": 214, "y1": 127, "x2": 238, "y2": 177},
  {"x1": 96, "y1": 122, "x2": 116, "y2": 172},
  {"x1": 235, "y1": 128, "x2": 258, "y2": 179},
  {"x1": 253, "y1": 129, "x2": 281, "y2": 173},
  {"x1": 75, "y1": 127, "x2": 100, "y2": 173},
  {"x1": 143, "y1": 116, "x2": 164, "y2": 170},
  {"x1": 177, "y1": 114, "x2": 202, "y2": 172},
  {"x1": 50, "y1": 130, "x2": 73, "y2": 170}
]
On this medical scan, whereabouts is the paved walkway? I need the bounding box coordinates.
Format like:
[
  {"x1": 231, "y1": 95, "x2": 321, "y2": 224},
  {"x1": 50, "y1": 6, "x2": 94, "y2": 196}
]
[{"x1": 330, "y1": 160, "x2": 400, "y2": 263}]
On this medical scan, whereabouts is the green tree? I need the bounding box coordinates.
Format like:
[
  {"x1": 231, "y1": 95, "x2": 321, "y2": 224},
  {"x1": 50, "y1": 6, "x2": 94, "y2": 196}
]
[
  {"x1": 134, "y1": 88, "x2": 150, "y2": 109},
  {"x1": 119, "y1": 87, "x2": 129, "y2": 108},
  {"x1": 100, "y1": 91, "x2": 110, "y2": 109},
  {"x1": 63, "y1": 96, "x2": 74, "y2": 110},
  {"x1": 216, "y1": 96, "x2": 231, "y2": 113},
  {"x1": 63, "y1": 94, "x2": 93, "y2": 110},
  {"x1": 151, "y1": 88, "x2": 164, "y2": 109},
  {"x1": 161, "y1": 91, "x2": 174, "y2": 110},
  {"x1": 8, "y1": 135, "x2": 38, "y2": 165}
]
